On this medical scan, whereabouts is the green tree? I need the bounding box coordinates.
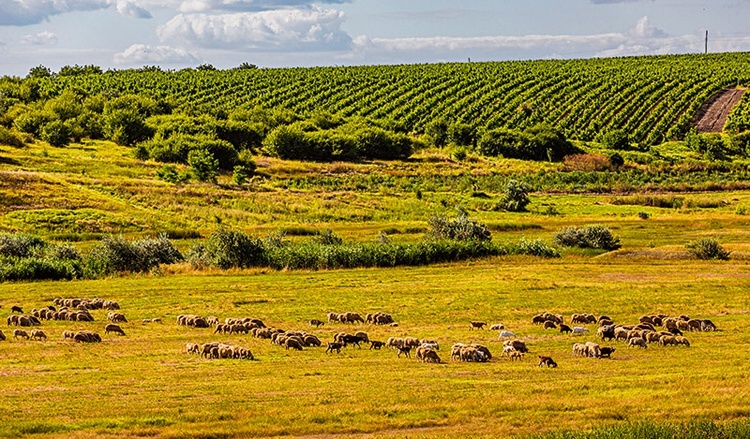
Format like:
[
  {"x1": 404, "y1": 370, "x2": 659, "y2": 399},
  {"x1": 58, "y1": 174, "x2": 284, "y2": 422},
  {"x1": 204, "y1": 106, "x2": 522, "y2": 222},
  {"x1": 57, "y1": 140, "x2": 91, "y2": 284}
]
[
  {"x1": 498, "y1": 180, "x2": 531, "y2": 212},
  {"x1": 40, "y1": 120, "x2": 71, "y2": 147},
  {"x1": 188, "y1": 148, "x2": 219, "y2": 183}
]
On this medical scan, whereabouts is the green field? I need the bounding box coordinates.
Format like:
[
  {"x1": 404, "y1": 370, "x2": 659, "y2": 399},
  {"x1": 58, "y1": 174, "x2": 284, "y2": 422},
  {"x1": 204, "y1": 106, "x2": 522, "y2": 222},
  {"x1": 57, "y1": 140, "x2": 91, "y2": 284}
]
[{"x1": 3, "y1": 53, "x2": 750, "y2": 438}]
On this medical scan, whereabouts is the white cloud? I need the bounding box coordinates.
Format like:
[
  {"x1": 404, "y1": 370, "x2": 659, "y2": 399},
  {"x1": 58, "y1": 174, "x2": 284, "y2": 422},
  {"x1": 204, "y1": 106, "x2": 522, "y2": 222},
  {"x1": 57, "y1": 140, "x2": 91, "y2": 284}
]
[
  {"x1": 157, "y1": 6, "x2": 351, "y2": 51},
  {"x1": 20, "y1": 31, "x2": 58, "y2": 45},
  {"x1": 0, "y1": 0, "x2": 110, "y2": 26},
  {"x1": 113, "y1": 43, "x2": 200, "y2": 64},
  {"x1": 116, "y1": 0, "x2": 152, "y2": 18},
  {"x1": 131, "y1": 0, "x2": 350, "y2": 13}
]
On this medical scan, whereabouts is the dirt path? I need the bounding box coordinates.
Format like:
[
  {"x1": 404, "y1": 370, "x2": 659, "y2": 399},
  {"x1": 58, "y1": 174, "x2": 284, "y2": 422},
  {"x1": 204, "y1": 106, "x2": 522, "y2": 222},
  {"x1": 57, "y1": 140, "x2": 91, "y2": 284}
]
[{"x1": 693, "y1": 88, "x2": 746, "y2": 133}]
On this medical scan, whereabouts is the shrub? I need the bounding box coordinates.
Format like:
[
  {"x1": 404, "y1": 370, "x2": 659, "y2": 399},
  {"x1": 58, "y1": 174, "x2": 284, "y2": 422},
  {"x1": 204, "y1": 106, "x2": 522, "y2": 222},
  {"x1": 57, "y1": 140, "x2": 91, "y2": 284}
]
[
  {"x1": 0, "y1": 256, "x2": 82, "y2": 282},
  {"x1": 156, "y1": 164, "x2": 190, "y2": 184},
  {"x1": 447, "y1": 122, "x2": 475, "y2": 146},
  {"x1": 498, "y1": 180, "x2": 531, "y2": 212},
  {"x1": 0, "y1": 234, "x2": 47, "y2": 257},
  {"x1": 190, "y1": 228, "x2": 266, "y2": 269},
  {"x1": 425, "y1": 119, "x2": 448, "y2": 147},
  {"x1": 513, "y1": 238, "x2": 561, "y2": 258},
  {"x1": 313, "y1": 230, "x2": 343, "y2": 246},
  {"x1": 562, "y1": 154, "x2": 611, "y2": 172},
  {"x1": 188, "y1": 148, "x2": 219, "y2": 183},
  {"x1": 427, "y1": 212, "x2": 491, "y2": 242},
  {"x1": 554, "y1": 225, "x2": 622, "y2": 251},
  {"x1": 84, "y1": 235, "x2": 182, "y2": 276},
  {"x1": 40, "y1": 120, "x2": 71, "y2": 147},
  {"x1": 599, "y1": 130, "x2": 631, "y2": 150},
  {"x1": 0, "y1": 126, "x2": 25, "y2": 147},
  {"x1": 105, "y1": 109, "x2": 153, "y2": 146},
  {"x1": 14, "y1": 111, "x2": 51, "y2": 137},
  {"x1": 685, "y1": 238, "x2": 730, "y2": 260},
  {"x1": 478, "y1": 124, "x2": 577, "y2": 161}
]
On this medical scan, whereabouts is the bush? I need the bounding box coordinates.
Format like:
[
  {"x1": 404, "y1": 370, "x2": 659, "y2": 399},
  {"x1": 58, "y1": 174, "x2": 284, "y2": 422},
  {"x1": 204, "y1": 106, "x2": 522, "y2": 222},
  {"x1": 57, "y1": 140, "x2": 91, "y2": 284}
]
[
  {"x1": 554, "y1": 225, "x2": 622, "y2": 251},
  {"x1": 599, "y1": 130, "x2": 631, "y2": 150},
  {"x1": 0, "y1": 126, "x2": 25, "y2": 147},
  {"x1": 685, "y1": 238, "x2": 730, "y2": 260},
  {"x1": 188, "y1": 148, "x2": 220, "y2": 183},
  {"x1": 513, "y1": 238, "x2": 561, "y2": 258},
  {"x1": 0, "y1": 256, "x2": 82, "y2": 282},
  {"x1": 85, "y1": 235, "x2": 182, "y2": 276},
  {"x1": 14, "y1": 111, "x2": 51, "y2": 137},
  {"x1": 447, "y1": 122, "x2": 475, "y2": 146},
  {"x1": 562, "y1": 154, "x2": 611, "y2": 172},
  {"x1": 0, "y1": 234, "x2": 47, "y2": 257},
  {"x1": 40, "y1": 120, "x2": 71, "y2": 147},
  {"x1": 498, "y1": 179, "x2": 531, "y2": 212},
  {"x1": 190, "y1": 228, "x2": 266, "y2": 269},
  {"x1": 478, "y1": 124, "x2": 577, "y2": 161},
  {"x1": 427, "y1": 212, "x2": 491, "y2": 242},
  {"x1": 105, "y1": 109, "x2": 153, "y2": 146},
  {"x1": 156, "y1": 164, "x2": 190, "y2": 184},
  {"x1": 425, "y1": 119, "x2": 448, "y2": 147},
  {"x1": 313, "y1": 230, "x2": 343, "y2": 246}
]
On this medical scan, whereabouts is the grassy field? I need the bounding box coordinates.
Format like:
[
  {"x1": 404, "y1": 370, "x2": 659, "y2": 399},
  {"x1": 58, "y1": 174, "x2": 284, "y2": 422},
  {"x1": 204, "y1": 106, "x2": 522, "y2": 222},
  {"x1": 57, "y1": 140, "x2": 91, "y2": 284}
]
[
  {"x1": 3, "y1": 136, "x2": 750, "y2": 437},
  {"x1": 1, "y1": 257, "x2": 750, "y2": 438}
]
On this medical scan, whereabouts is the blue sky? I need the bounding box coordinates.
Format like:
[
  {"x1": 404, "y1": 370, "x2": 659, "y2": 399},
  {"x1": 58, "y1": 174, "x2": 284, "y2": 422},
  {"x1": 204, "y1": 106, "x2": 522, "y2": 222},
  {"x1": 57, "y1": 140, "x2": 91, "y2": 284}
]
[{"x1": 1, "y1": 0, "x2": 749, "y2": 76}]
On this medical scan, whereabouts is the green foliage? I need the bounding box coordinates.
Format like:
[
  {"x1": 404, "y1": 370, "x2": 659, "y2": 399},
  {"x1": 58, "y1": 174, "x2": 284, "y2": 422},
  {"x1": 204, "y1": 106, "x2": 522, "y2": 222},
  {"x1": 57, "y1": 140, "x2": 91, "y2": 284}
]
[
  {"x1": 143, "y1": 133, "x2": 238, "y2": 170},
  {"x1": 155, "y1": 164, "x2": 190, "y2": 184},
  {"x1": 447, "y1": 122, "x2": 475, "y2": 146},
  {"x1": 44, "y1": 91, "x2": 82, "y2": 121},
  {"x1": 105, "y1": 109, "x2": 154, "y2": 146},
  {"x1": 427, "y1": 211, "x2": 491, "y2": 242},
  {"x1": 27, "y1": 65, "x2": 52, "y2": 79},
  {"x1": 58, "y1": 64, "x2": 103, "y2": 76},
  {"x1": 554, "y1": 225, "x2": 622, "y2": 251},
  {"x1": 0, "y1": 234, "x2": 82, "y2": 281},
  {"x1": 40, "y1": 120, "x2": 71, "y2": 147},
  {"x1": 599, "y1": 129, "x2": 631, "y2": 150},
  {"x1": 0, "y1": 234, "x2": 47, "y2": 258},
  {"x1": 0, "y1": 126, "x2": 25, "y2": 147},
  {"x1": 85, "y1": 235, "x2": 182, "y2": 276},
  {"x1": 513, "y1": 238, "x2": 561, "y2": 258},
  {"x1": 231, "y1": 157, "x2": 255, "y2": 185},
  {"x1": 189, "y1": 228, "x2": 266, "y2": 269},
  {"x1": 685, "y1": 130, "x2": 733, "y2": 160},
  {"x1": 498, "y1": 179, "x2": 531, "y2": 212},
  {"x1": 188, "y1": 148, "x2": 220, "y2": 183},
  {"x1": 313, "y1": 229, "x2": 343, "y2": 246},
  {"x1": 425, "y1": 119, "x2": 448, "y2": 147},
  {"x1": 13, "y1": 110, "x2": 51, "y2": 137},
  {"x1": 478, "y1": 125, "x2": 577, "y2": 161},
  {"x1": 685, "y1": 238, "x2": 730, "y2": 260}
]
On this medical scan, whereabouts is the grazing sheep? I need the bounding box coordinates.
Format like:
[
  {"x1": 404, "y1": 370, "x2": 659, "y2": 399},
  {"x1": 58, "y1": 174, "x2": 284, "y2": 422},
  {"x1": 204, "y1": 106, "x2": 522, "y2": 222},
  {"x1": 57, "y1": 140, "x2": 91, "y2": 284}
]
[
  {"x1": 628, "y1": 338, "x2": 647, "y2": 349},
  {"x1": 309, "y1": 319, "x2": 325, "y2": 328},
  {"x1": 421, "y1": 341, "x2": 440, "y2": 351},
  {"x1": 599, "y1": 319, "x2": 614, "y2": 327},
  {"x1": 538, "y1": 356, "x2": 558, "y2": 368},
  {"x1": 469, "y1": 321, "x2": 487, "y2": 330},
  {"x1": 498, "y1": 330, "x2": 517, "y2": 339},
  {"x1": 397, "y1": 346, "x2": 411, "y2": 358},
  {"x1": 370, "y1": 340, "x2": 385, "y2": 350},
  {"x1": 471, "y1": 344, "x2": 492, "y2": 360},
  {"x1": 614, "y1": 327, "x2": 629, "y2": 341},
  {"x1": 325, "y1": 342, "x2": 343, "y2": 354},
  {"x1": 597, "y1": 325, "x2": 615, "y2": 341},
  {"x1": 675, "y1": 336, "x2": 691, "y2": 347},
  {"x1": 62, "y1": 331, "x2": 75, "y2": 340},
  {"x1": 659, "y1": 335, "x2": 678, "y2": 346},
  {"x1": 701, "y1": 319, "x2": 717, "y2": 332},
  {"x1": 559, "y1": 324, "x2": 572, "y2": 334},
  {"x1": 353, "y1": 331, "x2": 370, "y2": 343},
  {"x1": 372, "y1": 312, "x2": 395, "y2": 325},
  {"x1": 503, "y1": 339, "x2": 529, "y2": 353},
  {"x1": 598, "y1": 315, "x2": 612, "y2": 323},
  {"x1": 572, "y1": 343, "x2": 586, "y2": 357},
  {"x1": 186, "y1": 342, "x2": 200, "y2": 354},
  {"x1": 645, "y1": 332, "x2": 663, "y2": 344},
  {"x1": 403, "y1": 337, "x2": 421, "y2": 348},
  {"x1": 489, "y1": 323, "x2": 505, "y2": 330},
  {"x1": 668, "y1": 327, "x2": 683, "y2": 336},
  {"x1": 635, "y1": 323, "x2": 655, "y2": 332},
  {"x1": 285, "y1": 338, "x2": 304, "y2": 350},
  {"x1": 422, "y1": 349, "x2": 441, "y2": 363},
  {"x1": 29, "y1": 330, "x2": 47, "y2": 340},
  {"x1": 599, "y1": 347, "x2": 615, "y2": 358},
  {"x1": 679, "y1": 315, "x2": 690, "y2": 321},
  {"x1": 13, "y1": 329, "x2": 29, "y2": 340},
  {"x1": 11, "y1": 306, "x2": 23, "y2": 314},
  {"x1": 572, "y1": 327, "x2": 589, "y2": 336},
  {"x1": 7, "y1": 315, "x2": 19, "y2": 326},
  {"x1": 107, "y1": 312, "x2": 128, "y2": 323},
  {"x1": 104, "y1": 324, "x2": 126, "y2": 336},
  {"x1": 543, "y1": 321, "x2": 557, "y2": 330},
  {"x1": 502, "y1": 345, "x2": 518, "y2": 357},
  {"x1": 677, "y1": 320, "x2": 689, "y2": 331},
  {"x1": 451, "y1": 343, "x2": 466, "y2": 361},
  {"x1": 509, "y1": 350, "x2": 524, "y2": 361},
  {"x1": 73, "y1": 331, "x2": 101, "y2": 343},
  {"x1": 584, "y1": 342, "x2": 601, "y2": 358},
  {"x1": 303, "y1": 335, "x2": 322, "y2": 347}
]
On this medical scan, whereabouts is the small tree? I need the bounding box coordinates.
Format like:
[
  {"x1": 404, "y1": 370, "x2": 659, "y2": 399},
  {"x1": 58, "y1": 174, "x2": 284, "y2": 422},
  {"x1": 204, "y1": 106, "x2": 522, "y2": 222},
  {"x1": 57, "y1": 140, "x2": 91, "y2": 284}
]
[
  {"x1": 600, "y1": 130, "x2": 630, "y2": 150},
  {"x1": 498, "y1": 180, "x2": 531, "y2": 212},
  {"x1": 425, "y1": 119, "x2": 448, "y2": 147},
  {"x1": 188, "y1": 148, "x2": 219, "y2": 183},
  {"x1": 40, "y1": 120, "x2": 71, "y2": 147},
  {"x1": 685, "y1": 238, "x2": 730, "y2": 260},
  {"x1": 156, "y1": 164, "x2": 190, "y2": 184}
]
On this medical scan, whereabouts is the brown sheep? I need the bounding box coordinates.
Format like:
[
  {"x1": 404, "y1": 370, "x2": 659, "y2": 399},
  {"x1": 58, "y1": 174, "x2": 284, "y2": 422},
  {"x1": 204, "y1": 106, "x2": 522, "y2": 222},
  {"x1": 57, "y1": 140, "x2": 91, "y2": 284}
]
[
  {"x1": 543, "y1": 321, "x2": 557, "y2": 330},
  {"x1": 7, "y1": 315, "x2": 19, "y2": 326},
  {"x1": 503, "y1": 339, "x2": 529, "y2": 353},
  {"x1": 538, "y1": 356, "x2": 558, "y2": 368},
  {"x1": 469, "y1": 321, "x2": 487, "y2": 330},
  {"x1": 309, "y1": 319, "x2": 325, "y2": 328},
  {"x1": 659, "y1": 335, "x2": 678, "y2": 346},
  {"x1": 370, "y1": 340, "x2": 385, "y2": 350},
  {"x1": 13, "y1": 329, "x2": 29, "y2": 339},
  {"x1": 584, "y1": 342, "x2": 601, "y2": 358},
  {"x1": 532, "y1": 314, "x2": 546, "y2": 325},
  {"x1": 628, "y1": 338, "x2": 647, "y2": 349},
  {"x1": 186, "y1": 342, "x2": 200, "y2": 354},
  {"x1": 353, "y1": 331, "x2": 370, "y2": 343},
  {"x1": 489, "y1": 323, "x2": 504, "y2": 330},
  {"x1": 285, "y1": 338, "x2": 304, "y2": 350},
  {"x1": 559, "y1": 324, "x2": 572, "y2": 334},
  {"x1": 11, "y1": 305, "x2": 23, "y2": 314},
  {"x1": 599, "y1": 347, "x2": 615, "y2": 358},
  {"x1": 104, "y1": 324, "x2": 126, "y2": 336},
  {"x1": 30, "y1": 330, "x2": 47, "y2": 341},
  {"x1": 422, "y1": 349, "x2": 441, "y2": 363},
  {"x1": 687, "y1": 319, "x2": 703, "y2": 332},
  {"x1": 675, "y1": 336, "x2": 691, "y2": 347},
  {"x1": 397, "y1": 346, "x2": 411, "y2": 358},
  {"x1": 325, "y1": 342, "x2": 343, "y2": 354},
  {"x1": 62, "y1": 331, "x2": 75, "y2": 340},
  {"x1": 303, "y1": 334, "x2": 322, "y2": 347},
  {"x1": 403, "y1": 337, "x2": 421, "y2": 348}
]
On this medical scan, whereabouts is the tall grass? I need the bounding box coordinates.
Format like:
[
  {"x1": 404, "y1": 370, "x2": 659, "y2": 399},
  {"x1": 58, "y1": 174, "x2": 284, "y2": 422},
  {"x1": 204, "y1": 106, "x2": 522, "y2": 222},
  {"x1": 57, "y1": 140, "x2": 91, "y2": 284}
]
[{"x1": 534, "y1": 420, "x2": 750, "y2": 439}]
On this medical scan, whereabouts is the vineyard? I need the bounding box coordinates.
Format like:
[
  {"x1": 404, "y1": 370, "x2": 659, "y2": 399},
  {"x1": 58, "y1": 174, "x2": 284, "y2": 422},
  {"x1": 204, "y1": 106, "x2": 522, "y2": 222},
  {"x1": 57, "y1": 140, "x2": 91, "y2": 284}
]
[{"x1": 7, "y1": 53, "x2": 750, "y2": 146}]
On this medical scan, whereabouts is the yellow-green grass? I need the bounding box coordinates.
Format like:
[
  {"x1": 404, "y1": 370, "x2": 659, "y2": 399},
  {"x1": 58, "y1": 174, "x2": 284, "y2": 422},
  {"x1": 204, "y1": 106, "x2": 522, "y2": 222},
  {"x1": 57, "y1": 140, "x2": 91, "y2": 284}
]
[{"x1": 1, "y1": 257, "x2": 750, "y2": 438}]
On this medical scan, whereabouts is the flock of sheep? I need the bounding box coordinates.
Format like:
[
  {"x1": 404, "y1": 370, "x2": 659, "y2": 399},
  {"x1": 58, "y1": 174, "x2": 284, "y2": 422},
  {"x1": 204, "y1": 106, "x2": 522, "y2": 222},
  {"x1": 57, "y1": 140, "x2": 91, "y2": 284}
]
[
  {"x1": 3, "y1": 298, "x2": 719, "y2": 370},
  {"x1": 1, "y1": 297, "x2": 129, "y2": 344}
]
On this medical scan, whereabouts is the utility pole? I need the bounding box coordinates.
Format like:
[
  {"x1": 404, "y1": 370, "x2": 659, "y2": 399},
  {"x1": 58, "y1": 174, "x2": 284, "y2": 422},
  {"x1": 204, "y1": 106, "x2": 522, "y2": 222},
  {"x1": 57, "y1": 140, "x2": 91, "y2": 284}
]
[{"x1": 705, "y1": 30, "x2": 709, "y2": 54}]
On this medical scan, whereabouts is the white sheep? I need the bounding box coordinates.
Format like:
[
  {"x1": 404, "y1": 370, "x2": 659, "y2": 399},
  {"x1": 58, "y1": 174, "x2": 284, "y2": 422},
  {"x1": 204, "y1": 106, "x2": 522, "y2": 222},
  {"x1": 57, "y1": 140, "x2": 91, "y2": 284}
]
[
  {"x1": 498, "y1": 330, "x2": 516, "y2": 339},
  {"x1": 572, "y1": 327, "x2": 589, "y2": 336}
]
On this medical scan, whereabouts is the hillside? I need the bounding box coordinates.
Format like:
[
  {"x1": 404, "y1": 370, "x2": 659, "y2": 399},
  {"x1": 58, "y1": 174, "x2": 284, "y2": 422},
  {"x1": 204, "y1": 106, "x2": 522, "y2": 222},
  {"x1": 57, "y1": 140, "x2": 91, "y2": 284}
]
[{"x1": 7, "y1": 53, "x2": 750, "y2": 145}]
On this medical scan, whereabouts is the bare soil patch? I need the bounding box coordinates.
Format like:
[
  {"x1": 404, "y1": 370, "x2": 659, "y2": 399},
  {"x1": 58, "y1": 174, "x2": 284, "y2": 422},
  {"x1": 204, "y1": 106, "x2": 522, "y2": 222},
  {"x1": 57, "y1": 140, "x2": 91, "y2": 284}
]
[{"x1": 693, "y1": 88, "x2": 746, "y2": 133}]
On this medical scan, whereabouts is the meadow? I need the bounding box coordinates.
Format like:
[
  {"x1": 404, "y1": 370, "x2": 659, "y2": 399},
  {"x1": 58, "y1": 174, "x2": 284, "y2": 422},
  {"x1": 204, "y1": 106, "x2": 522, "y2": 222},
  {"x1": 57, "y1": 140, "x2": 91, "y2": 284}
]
[{"x1": 2, "y1": 257, "x2": 750, "y2": 439}]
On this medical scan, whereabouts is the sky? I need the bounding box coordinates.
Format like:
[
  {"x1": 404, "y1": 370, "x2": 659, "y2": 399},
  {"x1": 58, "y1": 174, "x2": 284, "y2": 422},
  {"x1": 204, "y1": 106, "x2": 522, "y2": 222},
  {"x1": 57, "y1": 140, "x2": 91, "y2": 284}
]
[{"x1": 1, "y1": 0, "x2": 750, "y2": 76}]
